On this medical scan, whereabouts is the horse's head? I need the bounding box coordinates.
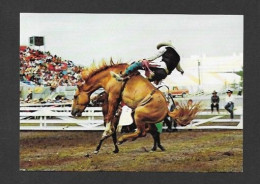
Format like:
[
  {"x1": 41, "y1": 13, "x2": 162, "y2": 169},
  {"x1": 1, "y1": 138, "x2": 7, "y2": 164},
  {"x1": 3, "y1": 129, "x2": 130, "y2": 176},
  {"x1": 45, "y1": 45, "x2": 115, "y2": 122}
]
[
  {"x1": 71, "y1": 83, "x2": 90, "y2": 117},
  {"x1": 71, "y1": 61, "x2": 128, "y2": 116}
]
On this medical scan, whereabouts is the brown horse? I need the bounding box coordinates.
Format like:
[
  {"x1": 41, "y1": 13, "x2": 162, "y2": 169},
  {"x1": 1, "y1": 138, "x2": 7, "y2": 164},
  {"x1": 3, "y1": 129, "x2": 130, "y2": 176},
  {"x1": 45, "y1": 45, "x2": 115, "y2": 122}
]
[
  {"x1": 72, "y1": 61, "x2": 199, "y2": 152},
  {"x1": 74, "y1": 89, "x2": 166, "y2": 153},
  {"x1": 91, "y1": 91, "x2": 170, "y2": 153}
]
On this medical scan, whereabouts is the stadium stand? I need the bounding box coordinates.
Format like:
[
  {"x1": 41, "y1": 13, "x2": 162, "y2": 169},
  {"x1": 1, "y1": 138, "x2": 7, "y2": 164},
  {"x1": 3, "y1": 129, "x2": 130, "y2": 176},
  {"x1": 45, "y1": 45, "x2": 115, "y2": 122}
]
[{"x1": 20, "y1": 46, "x2": 82, "y2": 102}]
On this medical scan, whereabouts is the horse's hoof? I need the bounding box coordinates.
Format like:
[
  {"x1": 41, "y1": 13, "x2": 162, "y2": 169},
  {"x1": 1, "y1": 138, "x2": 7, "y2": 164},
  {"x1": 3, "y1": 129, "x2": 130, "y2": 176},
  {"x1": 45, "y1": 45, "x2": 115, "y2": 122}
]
[
  {"x1": 117, "y1": 139, "x2": 126, "y2": 145},
  {"x1": 159, "y1": 146, "x2": 166, "y2": 151},
  {"x1": 93, "y1": 150, "x2": 99, "y2": 154},
  {"x1": 85, "y1": 153, "x2": 90, "y2": 157},
  {"x1": 117, "y1": 137, "x2": 126, "y2": 145},
  {"x1": 113, "y1": 149, "x2": 119, "y2": 153},
  {"x1": 131, "y1": 137, "x2": 137, "y2": 141},
  {"x1": 150, "y1": 147, "x2": 157, "y2": 152}
]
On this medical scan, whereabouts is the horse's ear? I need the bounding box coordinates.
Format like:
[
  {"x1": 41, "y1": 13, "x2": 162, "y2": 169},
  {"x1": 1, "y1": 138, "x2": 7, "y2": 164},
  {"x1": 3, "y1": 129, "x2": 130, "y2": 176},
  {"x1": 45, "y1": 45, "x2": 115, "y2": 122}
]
[{"x1": 110, "y1": 57, "x2": 114, "y2": 65}]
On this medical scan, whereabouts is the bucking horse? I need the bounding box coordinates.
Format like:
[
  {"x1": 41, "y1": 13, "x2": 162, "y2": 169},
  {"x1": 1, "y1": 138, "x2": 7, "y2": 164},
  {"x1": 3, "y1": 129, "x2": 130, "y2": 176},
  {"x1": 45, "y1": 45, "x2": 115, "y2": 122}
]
[{"x1": 71, "y1": 61, "x2": 200, "y2": 154}]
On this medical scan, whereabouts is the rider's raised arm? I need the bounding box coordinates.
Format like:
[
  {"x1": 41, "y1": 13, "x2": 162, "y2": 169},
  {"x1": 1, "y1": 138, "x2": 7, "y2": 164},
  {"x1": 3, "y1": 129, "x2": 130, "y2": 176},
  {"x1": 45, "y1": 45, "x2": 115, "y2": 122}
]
[{"x1": 147, "y1": 46, "x2": 167, "y2": 61}]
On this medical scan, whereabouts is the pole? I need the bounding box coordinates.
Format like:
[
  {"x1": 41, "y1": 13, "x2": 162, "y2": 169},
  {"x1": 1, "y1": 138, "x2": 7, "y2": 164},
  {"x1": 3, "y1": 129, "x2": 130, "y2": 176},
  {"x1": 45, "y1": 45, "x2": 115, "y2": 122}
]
[{"x1": 198, "y1": 59, "x2": 201, "y2": 86}]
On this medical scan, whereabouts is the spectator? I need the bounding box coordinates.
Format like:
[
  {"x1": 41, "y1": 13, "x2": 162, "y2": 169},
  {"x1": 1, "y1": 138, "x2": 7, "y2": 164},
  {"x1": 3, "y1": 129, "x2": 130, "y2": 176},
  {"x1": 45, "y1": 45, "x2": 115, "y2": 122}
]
[
  {"x1": 211, "y1": 90, "x2": 220, "y2": 114},
  {"x1": 187, "y1": 99, "x2": 193, "y2": 109},
  {"x1": 25, "y1": 88, "x2": 33, "y2": 102},
  {"x1": 19, "y1": 46, "x2": 80, "y2": 88},
  {"x1": 164, "y1": 94, "x2": 178, "y2": 132},
  {"x1": 50, "y1": 79, "x2": 59, "y2": 93},
  {"x1": 164, "y1": 101, "x2": 173, "y2": 132},
  {"x1": 225, "y1": 89, "x2": 234, "y2": 119}
]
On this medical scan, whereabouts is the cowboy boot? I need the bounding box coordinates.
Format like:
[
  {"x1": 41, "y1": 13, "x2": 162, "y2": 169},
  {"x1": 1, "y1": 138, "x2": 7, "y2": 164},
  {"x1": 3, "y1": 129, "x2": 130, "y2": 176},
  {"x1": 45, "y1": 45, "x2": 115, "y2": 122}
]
[{"x1": 110, "y1": 71, "x2": 129, "y2": 81}]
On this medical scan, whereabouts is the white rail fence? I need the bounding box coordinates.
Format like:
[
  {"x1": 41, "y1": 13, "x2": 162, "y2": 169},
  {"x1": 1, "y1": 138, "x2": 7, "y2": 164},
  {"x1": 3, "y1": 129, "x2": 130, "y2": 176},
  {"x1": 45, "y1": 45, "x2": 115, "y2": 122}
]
[{"x1": 20, "y1": 103, "x2": 243, "y2": 131}]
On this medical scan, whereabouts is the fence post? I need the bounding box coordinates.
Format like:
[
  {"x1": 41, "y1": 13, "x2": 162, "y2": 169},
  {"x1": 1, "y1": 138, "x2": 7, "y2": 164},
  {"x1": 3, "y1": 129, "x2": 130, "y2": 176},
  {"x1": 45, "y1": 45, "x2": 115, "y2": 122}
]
[
  {"x1": 44, "y1": 116, "x2": 47, "y2": 127},
  {"x1": 40, "y1": 116, "x2": 43, "y2": 127}
]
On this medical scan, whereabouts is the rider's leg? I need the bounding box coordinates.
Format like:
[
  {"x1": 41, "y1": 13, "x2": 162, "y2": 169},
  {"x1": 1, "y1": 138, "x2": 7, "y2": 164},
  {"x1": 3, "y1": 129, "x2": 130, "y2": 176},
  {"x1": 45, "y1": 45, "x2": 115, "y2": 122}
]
[
  {"x1": 148, "y1": 68, "x2": 167, "y2": 83},
  {"x1": 113, "y1": 61, "x2": 143, "y2": 81}
]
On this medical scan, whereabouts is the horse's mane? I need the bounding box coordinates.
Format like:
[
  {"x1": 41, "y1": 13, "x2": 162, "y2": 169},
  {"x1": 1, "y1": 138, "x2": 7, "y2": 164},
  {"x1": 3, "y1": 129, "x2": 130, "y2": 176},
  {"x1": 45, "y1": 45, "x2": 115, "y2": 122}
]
[{"x1": 81, "y1": 58, "x2": 128, "y2": 81}]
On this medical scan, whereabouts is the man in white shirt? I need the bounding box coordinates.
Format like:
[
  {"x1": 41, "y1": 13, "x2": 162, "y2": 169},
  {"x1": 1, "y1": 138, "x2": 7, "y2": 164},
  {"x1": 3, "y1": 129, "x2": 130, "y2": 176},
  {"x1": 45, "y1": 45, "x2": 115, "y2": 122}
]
[
  {"x1": 112, "y1": 41, "x2": 184, "y2": 84},
  {"x1": 225, "y1": 90, "x2": 235, "y2": 119}
]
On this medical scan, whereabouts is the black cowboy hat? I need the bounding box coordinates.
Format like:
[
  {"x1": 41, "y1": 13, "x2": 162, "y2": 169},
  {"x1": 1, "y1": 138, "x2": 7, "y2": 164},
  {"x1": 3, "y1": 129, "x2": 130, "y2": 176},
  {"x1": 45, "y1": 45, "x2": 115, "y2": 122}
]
[
  {"x1": 212, "y1": 90, "x2": 217, "y2": 94},
  {"x1": 226, "y1": 89, "x2": 233, "y2": 93}
]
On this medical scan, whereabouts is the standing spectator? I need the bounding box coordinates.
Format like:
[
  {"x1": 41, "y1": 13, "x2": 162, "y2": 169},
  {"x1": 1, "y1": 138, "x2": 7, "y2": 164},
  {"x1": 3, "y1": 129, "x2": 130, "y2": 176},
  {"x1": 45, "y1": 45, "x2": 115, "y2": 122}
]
[
  {"x1": 225, "y1": 89, "x2": 235, "y2": 119},
  {"x1": 211, "y1": 90, "x2": 220, "y2": 114},
  {"x1": 50, "y1": 79, "x2": 58, "y2": 93},
  {"x1": 164, "y1": 94, "x2": 178, "y2": 132},
  {"x1": 25, "y1": 88, "x2": 33, "y2": 102},
  {"x1": 163, "y1": 100, "x2": 173, "y2": 132}
]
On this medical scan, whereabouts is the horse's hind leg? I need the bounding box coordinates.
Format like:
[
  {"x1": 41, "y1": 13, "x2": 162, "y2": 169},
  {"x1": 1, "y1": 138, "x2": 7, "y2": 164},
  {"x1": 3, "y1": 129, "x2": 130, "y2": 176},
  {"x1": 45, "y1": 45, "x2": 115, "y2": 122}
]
[
  {"x1": 149, "y1": 124, "x2": 158, "y2": 151},
  {"x1": 147, "y1": 124, "x2": 165, "y2": 152},
  {"x1": 117, "y1": 107, "x2": 149, "y2": 144},
  {"x1": 157, "y1": 133, "x2": 165, "y2": 151},
  {"x1": 118, "y1": 123, "x2": 146, "y2": 144},
  {"x1": 112, "y1": 132, "x2": 119, "y2": 153}
]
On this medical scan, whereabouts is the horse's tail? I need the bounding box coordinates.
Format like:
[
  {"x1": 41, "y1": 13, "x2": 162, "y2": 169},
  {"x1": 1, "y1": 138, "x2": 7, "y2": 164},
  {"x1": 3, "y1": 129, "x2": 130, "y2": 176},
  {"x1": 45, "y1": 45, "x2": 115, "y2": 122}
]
[{"x1": 167, "y1": 102, "x2": 202, "y2": 126}]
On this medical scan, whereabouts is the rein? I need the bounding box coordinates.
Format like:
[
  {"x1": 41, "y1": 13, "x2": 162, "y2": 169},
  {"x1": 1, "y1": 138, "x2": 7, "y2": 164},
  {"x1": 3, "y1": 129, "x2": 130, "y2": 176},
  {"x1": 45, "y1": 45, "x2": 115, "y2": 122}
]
[{"x1": 118, "y1": 76, "x2": 130, "y2": 103}]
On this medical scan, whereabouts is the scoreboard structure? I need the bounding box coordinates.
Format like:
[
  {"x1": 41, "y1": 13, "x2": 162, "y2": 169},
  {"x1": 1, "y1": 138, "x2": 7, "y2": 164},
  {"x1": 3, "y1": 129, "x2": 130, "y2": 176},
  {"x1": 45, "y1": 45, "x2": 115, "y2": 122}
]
[{"x1": 29, "y1": 36, "x2": 44, "y2": 46}]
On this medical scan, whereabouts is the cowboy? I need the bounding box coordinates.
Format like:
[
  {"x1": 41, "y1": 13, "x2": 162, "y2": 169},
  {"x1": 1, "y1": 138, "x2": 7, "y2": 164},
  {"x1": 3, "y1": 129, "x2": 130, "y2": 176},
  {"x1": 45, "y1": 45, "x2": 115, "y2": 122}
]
[
  {"x1": 112, "y1": 41, "x2": 184, "y2": 84},
  {"x1": 225, "y1": 89, "x2": 235, "y2": 119},
  {"x1": 211, "y1": 90, "x2": 220, "y2": 113}
]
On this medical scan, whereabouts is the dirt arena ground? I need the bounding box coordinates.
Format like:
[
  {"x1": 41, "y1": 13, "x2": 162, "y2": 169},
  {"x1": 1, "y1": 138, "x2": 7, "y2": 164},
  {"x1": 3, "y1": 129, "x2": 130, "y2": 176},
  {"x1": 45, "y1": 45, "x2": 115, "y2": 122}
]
[{"x1": 20, "y1": 130, "x2": 243, "y2": 172}]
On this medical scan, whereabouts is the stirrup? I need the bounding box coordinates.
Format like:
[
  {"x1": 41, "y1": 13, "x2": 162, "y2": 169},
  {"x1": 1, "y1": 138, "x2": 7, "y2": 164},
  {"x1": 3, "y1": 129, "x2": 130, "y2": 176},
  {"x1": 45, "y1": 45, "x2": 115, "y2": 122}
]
[{"x1": 110, "y1": 71, "x2": 124, "y2": 81}]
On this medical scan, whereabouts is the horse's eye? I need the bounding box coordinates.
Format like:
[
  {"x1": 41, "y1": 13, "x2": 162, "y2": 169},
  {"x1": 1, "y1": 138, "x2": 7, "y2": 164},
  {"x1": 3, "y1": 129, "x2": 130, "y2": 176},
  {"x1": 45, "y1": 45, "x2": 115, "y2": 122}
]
[{"x1": 74, "y1": 95, "x2": 77, "y2": 99}]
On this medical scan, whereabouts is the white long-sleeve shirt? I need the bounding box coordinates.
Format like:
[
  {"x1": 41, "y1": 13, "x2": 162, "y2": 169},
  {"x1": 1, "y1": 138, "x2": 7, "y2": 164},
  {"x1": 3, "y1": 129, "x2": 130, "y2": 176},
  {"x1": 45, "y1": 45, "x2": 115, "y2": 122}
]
[
  {"x1": 225, "y1": 95, "x2": 234, "y2": 103},
  {"x1": 146, "y1": 46, "x2": 168, "y2": 70}
]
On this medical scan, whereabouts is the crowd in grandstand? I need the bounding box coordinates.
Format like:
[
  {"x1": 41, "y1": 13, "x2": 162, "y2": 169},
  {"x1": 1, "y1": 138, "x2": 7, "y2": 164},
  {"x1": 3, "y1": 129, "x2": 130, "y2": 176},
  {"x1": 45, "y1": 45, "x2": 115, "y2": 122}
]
[{"x1": 20, "y1": 46, "x2": 83, "y2": 88}]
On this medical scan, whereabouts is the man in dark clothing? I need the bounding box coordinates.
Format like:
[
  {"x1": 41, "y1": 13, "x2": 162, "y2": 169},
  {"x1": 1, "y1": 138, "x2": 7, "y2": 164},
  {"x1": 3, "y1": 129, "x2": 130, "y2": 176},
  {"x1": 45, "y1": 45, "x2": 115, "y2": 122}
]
[
  {"x1": 211, "y1": 90, "x2": 220, "y2": 113},
  {"x1": 111, "y1": 41, "x2": 184, "y2": 84},
  {"x1": 164, "y1": 94, "x2": 178, "y2": 132},
  {"x1": 225, "y1": 89, "x2": 235, "y2": 119}
]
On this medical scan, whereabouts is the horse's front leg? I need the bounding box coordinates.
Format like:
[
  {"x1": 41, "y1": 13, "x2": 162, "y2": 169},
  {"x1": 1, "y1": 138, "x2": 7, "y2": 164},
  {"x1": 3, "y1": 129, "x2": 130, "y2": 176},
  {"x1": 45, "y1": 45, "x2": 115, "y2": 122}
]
[
  {"x1": 111, "y1": 113, "x2": 120, "y2": 153},
  {"x1": 94, "y1": 135, "x2": 110, "y2": 154},
  {"x1": 102, "y1": 95, "x2": 120, "y2": 139},
  {"x1": 94, "y1": 121, "x2": 119, "y2": 154}
]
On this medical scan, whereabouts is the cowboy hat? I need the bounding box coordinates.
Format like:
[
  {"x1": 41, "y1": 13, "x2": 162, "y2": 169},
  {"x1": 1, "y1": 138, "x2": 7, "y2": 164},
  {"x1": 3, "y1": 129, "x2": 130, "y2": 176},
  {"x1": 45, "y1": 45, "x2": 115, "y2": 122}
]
[
  {"x1": 156, "y1": 41, "x2": 173, "y2": 49},
  {"x1": 212, "y1": 90, "x2": 217, "y2": 94},
  {"x1": 226, "y1": 89, "x2": 233, "y2": 93}
]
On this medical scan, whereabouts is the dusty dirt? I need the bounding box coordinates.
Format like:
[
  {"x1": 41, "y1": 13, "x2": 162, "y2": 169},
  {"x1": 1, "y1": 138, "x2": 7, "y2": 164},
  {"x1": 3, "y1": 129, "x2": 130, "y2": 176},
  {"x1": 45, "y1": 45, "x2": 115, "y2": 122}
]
[{"x1": 20, "y1": 130, "x2": 243, "y2": 172}]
